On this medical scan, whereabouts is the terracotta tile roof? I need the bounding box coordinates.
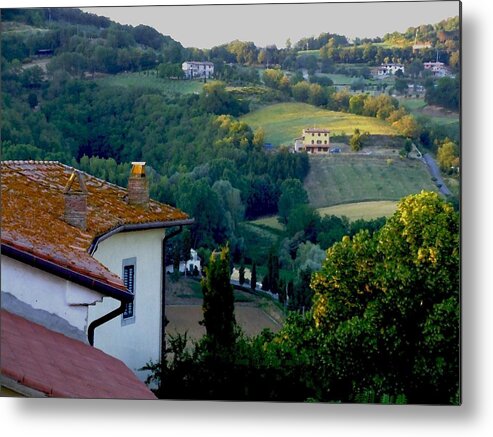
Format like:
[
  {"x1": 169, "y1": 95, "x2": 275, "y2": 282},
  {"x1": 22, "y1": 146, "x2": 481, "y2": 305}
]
[
  {"x1": 1, "y1": 161, "x2": 189, "y2": 292},
  {"x1": 0, "y1": 310, "x2": 157, "y2": 399},
  {"x1": 304, "y1": 128, "x2": 331, "y2": 134}
]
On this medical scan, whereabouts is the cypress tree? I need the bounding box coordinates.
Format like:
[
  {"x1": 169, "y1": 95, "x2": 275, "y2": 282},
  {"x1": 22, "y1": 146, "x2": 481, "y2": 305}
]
[
  {"x1": 239, "y1": 258, "x2": 245, "y2": 285},
  {"x1": 201, "y1": 245, "x2": 236, "y2": 351},
  {"x1": 250, "y1": 262, "x2": 257, "y2": 291}
]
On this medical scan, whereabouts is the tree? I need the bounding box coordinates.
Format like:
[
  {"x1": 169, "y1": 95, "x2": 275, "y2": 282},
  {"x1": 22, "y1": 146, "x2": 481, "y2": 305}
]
[
  {"x1": 201, "y1": 245, "x2": 237, "y2": 351},
  {"x1": 350, "y1": 128, "x2": 363, "y2": 151},
  {"x1": 310, "y1": 191, "x2": 459, "y2": 403},
  {"x1": 308, "y1": 83, "x2": 327, "y2": 106},
  {"x1": 277, "y1": 178, "x2": 309, "y2": 225},
  {"x1": 239, "y1": 258, "x2": 245, "y2": 285},
  {"x1": 437, "y1": 139, "x2": 459, "y2": 171},
  {"x1": 286, "y1": 205, "x2": 320, "y2": 242},
  {"x1": 27, "y1": 92, "x2": 38, "y2": 109},
  {"x1": 250, "y1": 262, "x2": 257, "y2": 290},
  {"x1": 253, "y1": 127, "x2": 265, "y2": 148},
  {"x1": 407, "y1": 60, "x2": 424, "y2": 78},
  {"x1": 392, "y1": 114, "x2": 420, "y2": 138},
  {"x1": 291, "y1": 81, "x2": 311, "y2": 103},
  {"x1": 349, "y1": 94, "x2": 368, "y2": 115},
  {"x1": 262, "y1": 249, "x2": 280, "y2": 293},
  {"x1": 394, "y1": 78, "x2": 408, "y2": 95}
]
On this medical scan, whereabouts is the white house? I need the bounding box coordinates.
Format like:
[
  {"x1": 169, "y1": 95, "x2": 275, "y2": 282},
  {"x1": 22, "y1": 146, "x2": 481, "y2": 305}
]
[
  {"x1": 1, "y1": 160, "x2": 193, "y2": 386},
  {"x1": 376, "y1": 63, "x2": 405, "y2": 77},
  {"x1": 165, "y1": 248, "x2": 202, "y2": 275},
  {"x1": 182, "y1": 61, "x2": 214, "y2": 79},
  {"x1": 423, "y1": 61, "x2": 451, "y2": 77}
]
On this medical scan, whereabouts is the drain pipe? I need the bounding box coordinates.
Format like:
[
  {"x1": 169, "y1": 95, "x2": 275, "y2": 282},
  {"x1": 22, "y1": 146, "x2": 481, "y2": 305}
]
[
  {"x1": 88, "y1": 300, "x2": 128, "y2": 346},
  {"x1": 160, "y1": 225, "x2": 184, "y2": 391}
]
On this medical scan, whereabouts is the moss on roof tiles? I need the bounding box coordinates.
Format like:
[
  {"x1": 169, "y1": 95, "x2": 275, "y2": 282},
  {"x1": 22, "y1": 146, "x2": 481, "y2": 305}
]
[{"x1": 1, "y1": 161, "x2": 189, "y2": 291}]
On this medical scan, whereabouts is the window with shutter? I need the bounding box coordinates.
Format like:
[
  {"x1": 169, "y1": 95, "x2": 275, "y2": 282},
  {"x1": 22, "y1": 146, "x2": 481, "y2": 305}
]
[{"x1": 121, "y1": 258, "x2": 137, "y2": 324}]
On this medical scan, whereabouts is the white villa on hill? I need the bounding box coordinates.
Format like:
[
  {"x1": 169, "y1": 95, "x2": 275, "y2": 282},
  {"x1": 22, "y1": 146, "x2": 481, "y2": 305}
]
[
  {"x1": 376, "y1": 63, "x2": 405, "y2": 77},
  {"x1": 182, "y1": 61, "x2": 214, "y2": 79},
  {"x1": 423, "y1": 61, "x2": 451, "y2": 77}
]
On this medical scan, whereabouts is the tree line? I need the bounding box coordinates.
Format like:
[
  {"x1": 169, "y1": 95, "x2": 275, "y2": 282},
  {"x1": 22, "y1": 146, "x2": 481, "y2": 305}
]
[{"x1": 144, "y1": 192, "x2": 459, "y2": 405}]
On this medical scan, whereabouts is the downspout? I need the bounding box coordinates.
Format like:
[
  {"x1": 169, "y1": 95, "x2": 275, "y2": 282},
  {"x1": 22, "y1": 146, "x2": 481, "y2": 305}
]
[
  {"x1": 86, "y1": 219, "x2": 194, "y2": 347},
  {"x1": 159, "y1": 225, "x2": 183, "y2": 391},
  {"x1": 88, "y1": 300, "x2": 127, "y2": 346}
]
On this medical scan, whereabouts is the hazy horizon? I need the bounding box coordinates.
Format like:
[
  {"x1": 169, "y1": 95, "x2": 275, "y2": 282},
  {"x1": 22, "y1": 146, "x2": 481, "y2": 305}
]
[{"x1": 80, "y1": 1, "x2": 460, "y2": 50}]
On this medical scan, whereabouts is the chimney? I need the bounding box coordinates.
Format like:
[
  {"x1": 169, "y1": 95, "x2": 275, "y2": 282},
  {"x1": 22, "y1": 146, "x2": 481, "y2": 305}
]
[
  {"x1": 63, "y1": 170, "x2": 88, "y2": 230},
  {"x1": 128, "y1": 162, "x2": 149, "y2": 208}
]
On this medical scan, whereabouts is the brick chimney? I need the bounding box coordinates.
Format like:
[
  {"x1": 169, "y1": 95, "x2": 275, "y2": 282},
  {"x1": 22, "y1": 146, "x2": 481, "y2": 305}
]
[
  {"x1": 128, "y1": 162, "x2": 149, "y2": 208},
  {"x1": 63, "y1": 170, "x2": 88, "y2": 230}
]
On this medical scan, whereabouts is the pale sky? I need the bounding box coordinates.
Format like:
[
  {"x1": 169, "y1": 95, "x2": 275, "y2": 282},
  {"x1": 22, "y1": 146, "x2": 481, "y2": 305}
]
[{"x1": 77, "y1": 1, "x2": 460, "y2": 49}]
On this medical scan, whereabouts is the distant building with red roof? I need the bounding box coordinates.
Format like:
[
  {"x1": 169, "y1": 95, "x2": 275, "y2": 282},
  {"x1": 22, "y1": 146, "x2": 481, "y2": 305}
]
[{"x1": 1, "y1": 160, "x2": 193, "y2": 391}]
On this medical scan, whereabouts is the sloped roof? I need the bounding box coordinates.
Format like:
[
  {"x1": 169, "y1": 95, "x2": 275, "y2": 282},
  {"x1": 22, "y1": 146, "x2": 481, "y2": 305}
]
[
  {"x1": 0, "y1": 310, "x2": 157, "y2": 399},
  {"x1": 1, "y1": 161, "x2": 190, "y2": 293}
]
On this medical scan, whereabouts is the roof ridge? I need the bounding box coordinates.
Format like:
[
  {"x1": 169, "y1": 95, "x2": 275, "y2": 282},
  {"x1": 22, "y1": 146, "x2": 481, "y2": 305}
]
[{"x1": 2, "y1": 160, "x2": 175, "y2": 208}]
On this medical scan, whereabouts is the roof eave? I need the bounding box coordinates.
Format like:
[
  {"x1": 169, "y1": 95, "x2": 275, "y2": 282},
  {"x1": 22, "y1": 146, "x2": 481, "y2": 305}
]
[
  {"x1": 1, "y1": 243, "x2": 132, "y2": 302},
  {"x1": 88, "y1": 218, "x2": 195, "y2": 255}
]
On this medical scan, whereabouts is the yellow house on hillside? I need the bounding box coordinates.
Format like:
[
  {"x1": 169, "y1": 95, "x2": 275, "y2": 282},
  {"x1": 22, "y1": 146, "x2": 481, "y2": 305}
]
[{"x1": 294, "y1": 128, "x2": 330, "y2": 153}]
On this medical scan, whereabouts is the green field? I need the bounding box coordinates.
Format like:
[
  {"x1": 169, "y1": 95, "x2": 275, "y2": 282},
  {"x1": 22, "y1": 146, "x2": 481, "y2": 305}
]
[
  {"x1": 317, "y1": 200, "x2": 398, "y2": 221},
  {"x1": 255, "y1": 201, "x2": 398, "y2": 224},
  {"x1": 238, "y1": 222, "x2": 281, "y2": 265},
  {"x1": 399, "y1": 97, "x2": 459, "y2": 126},
  {"x1": 97, "y1": 73, "x2": 204, "y2": 95},
  {"x1": 296, "y1": 49, "x2": 321, "y2": 58},
  {"x1": 241, "y1": 102, "x2": 399, "y2": 146},
  {"x1": 249, "y1": 216, "x2": 285, "y2": 231},
  {"x1": 305, "y1": 155, "x2": 438, "y2": 208},
  {"x1": 322, "y1": 73, "x2": 354, "y2": 85}
]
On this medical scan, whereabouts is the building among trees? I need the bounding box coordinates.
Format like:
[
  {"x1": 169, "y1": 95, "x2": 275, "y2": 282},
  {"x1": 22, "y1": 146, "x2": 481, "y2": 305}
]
[
  {"x1": 182, "y1": 61, "x2": 214, "y2": 79},
  {"x1": 294, "y1": 128, "x2": 331, "y2": 153},
  {"x1": 375, "y1": 63, "x2": 405, "y2": 77}
]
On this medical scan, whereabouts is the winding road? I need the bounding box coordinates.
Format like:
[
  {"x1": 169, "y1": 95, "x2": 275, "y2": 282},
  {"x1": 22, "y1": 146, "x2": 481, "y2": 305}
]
[{"x1": 422, "y1": 153, "x2": 452, "y2": 196}]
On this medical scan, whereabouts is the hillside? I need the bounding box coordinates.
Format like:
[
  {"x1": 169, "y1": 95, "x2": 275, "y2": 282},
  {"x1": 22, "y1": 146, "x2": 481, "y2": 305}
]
[
  {"x1": 305, "y1": 155, "x2": 438, "y2": 208},
  {"x1": 241, "y1": 102, "x2": 399, "y2": 146},
  {"x1": 97, "y1": 72, "x2": 204, "y2": 95}
]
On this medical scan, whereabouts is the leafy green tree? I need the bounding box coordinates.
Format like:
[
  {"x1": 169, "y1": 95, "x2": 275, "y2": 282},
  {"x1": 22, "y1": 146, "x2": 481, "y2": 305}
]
[
  {"x1": 286, "y1": 204, "x2": 320, "y2": 242},
  {"x1": 349, "y1": 94, "x2": 368, "y2": 115},
  {"x1": 425, "y1": 76, "x2": 459, "y2": 111},
  {"x1": 394, "y1": 77, "x2": 408, "y2": 95},
  {"x1": 199, "y1": 81, "x2": 248, "y2": 116},
  {"x1": 437, "y1": 139, "x2": 459, "y2": 171},
  {"x1": 291, "y1": 81, "x2": 311, "y2": 103},
  {"x1": 391, "y1": 114, "x2": 420, "y2": 138},
  {"x1": 201, "y1": 246, "x2": 237, "y2": 351},
  {"x1": 278, "y1": 178, "x2": 309, "y2": 225},
  {"x1": 310, "y1": 191, "x2": 459, "y2": 403},
  {"x1": 308, "y1": 83, "x2": 327, "y2": 106},
  {"x1": 350, "y1": 128, "x2": 363, "y2": 151}
]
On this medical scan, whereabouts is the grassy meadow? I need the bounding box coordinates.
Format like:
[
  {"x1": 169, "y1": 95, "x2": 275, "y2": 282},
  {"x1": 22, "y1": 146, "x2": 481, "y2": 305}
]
[
  {"x1": 399, "y1": 97, "x2": 459, "y2": 126},
  {"x1": 240, "y1": 102, "x2": 399, "y2": 146},
  {"x1": 97, "y1": 72, "x2": 204, "y2": 95},
  {"x1": 316, "y1": 200, "x2": 398, "y2": 221},
  {"x1": 305, "y1": 155, "x2": 438, "y2": 208}
]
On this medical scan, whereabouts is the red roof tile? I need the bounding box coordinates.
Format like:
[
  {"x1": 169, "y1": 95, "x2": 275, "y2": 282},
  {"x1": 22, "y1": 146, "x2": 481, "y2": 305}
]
[
  {"x1": 0, "y1": 310, "x2": 157, "y2": 399},
  {"x1": 1, "y1": 161, "x2": 189, "y2": 293}
]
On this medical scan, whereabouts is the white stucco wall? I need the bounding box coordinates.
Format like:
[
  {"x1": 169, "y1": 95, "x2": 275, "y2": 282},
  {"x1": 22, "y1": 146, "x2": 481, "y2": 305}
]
[
  {"x1": 88, "y1": 228, "x2": 165, "y2": 380},
  {"x1": 1, "y1": 255, "x2": 104, "y2": 333}
]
